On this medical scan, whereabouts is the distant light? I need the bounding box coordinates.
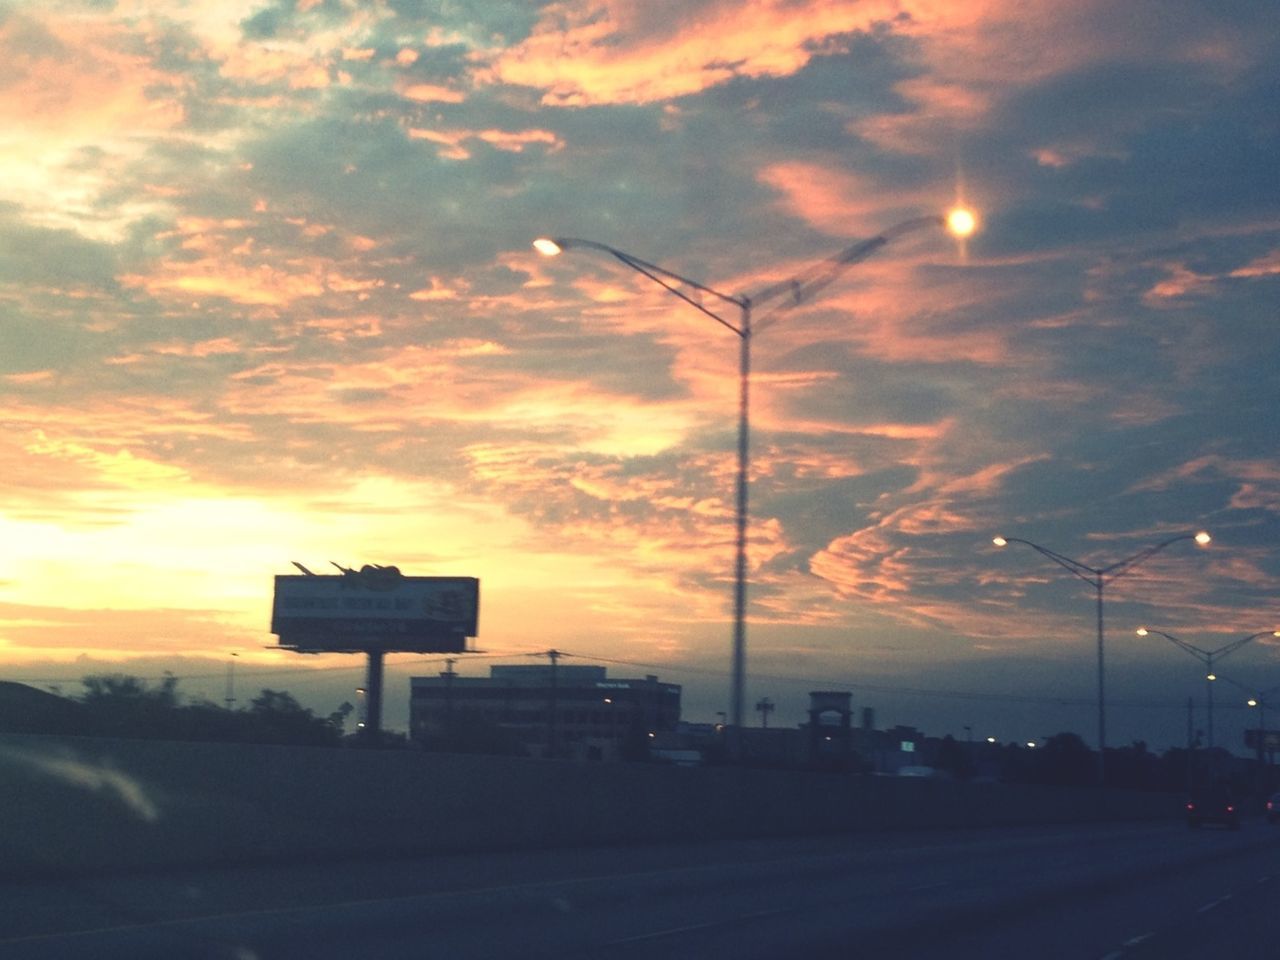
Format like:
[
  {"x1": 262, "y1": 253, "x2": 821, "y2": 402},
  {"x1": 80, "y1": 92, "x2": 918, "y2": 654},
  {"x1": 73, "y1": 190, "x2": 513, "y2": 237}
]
[
  {"x1": 992, "y1": 536, "x2": 1008, "y2": 547},
  {"x1": 1207, "y1": 673, "x2": 1217, "y2": 681},
  {"x1": 946, "y1": 207, "x2": 978, "y2": 238},
  {"x1": 1135, "y1": 627, "x2": 1149, "y2": 636},
  {"x1": 1026, "y1": 741, "x2": 1036, "y2": 748},
  {"x1": 533, "y1": 238, "x2": 562, "y2": 256},
  {"x1": 1194, "y1": 531, "x2": 1211, "y2": 546},
  {"x1": 986, "y1": 736, "x2": 997, "y2": 743},
  {"x1": 1249, "y1": 699, "x2": 1259, "y2": 708}
]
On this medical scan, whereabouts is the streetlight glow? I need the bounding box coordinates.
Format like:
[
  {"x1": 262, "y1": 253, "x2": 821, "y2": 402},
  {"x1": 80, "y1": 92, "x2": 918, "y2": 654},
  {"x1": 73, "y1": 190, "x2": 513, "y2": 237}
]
[
  {"x1": 946, "y1": 207, "x2": 977, "y2": 238},
  {"x1": 1194, "y1": 531, "x2": 1212, "y2": 545},
  {"x1": 1139, "y1": 625, "x2": 1273, "y2": 762},
  {"x1": 537, "y1": 212, "x2": 969, "y2": 740},
  {"x1": 990, "y1": 531, "x2": 1211, "y2": 785}
]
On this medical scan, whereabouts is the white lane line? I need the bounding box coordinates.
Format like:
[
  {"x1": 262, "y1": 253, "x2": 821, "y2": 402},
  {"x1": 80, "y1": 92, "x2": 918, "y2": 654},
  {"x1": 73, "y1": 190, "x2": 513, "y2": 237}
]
[
  {"x1": 607, "y1": 905, "x2": 791, "y2": 946},
  {"x1": 1123, "y1": 932, "x2": 1155, "y2": 947},
  {"x1": 1099, "y1": 951, "x2": 1125, "y2": 960},
  {"x1": 1196, "y1": 894, "x2": 1232, "y2": 914}
]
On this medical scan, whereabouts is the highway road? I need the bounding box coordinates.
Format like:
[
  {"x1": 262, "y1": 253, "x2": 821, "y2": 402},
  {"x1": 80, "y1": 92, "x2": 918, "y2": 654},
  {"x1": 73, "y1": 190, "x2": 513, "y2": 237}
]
[{"x1": 3, "y1": 818, "x2": 1277, "y2": 959}]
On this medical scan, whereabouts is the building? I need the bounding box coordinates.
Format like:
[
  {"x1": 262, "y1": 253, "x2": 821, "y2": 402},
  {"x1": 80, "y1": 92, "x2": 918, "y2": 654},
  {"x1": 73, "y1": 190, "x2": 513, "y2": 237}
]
[{"x1": 409, "y1": 664, "x2": 681, "y2": 760}]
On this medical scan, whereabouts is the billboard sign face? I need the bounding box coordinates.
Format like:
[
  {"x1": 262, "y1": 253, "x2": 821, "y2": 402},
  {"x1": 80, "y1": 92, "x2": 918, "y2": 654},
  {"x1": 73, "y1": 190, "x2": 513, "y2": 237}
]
[
  {"x1": 1245, "y1": 728, "x2": 1280, "y2": 750},
  {"x1": 272, "y1": 568, "x2": 479, "y2": 653}
]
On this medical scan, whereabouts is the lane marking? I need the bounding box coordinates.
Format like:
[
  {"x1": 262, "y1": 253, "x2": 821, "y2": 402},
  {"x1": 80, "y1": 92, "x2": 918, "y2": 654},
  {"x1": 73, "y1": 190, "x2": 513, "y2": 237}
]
[
  {"x1": 1196, "y1": 894, "x2": 1232, "y2": 914},
  {"x1": 1123, "y1": 933, "x2": 1155, "y2": 947},
  {"x1": 607, "y1": 906, "x2": 790, "y2": 946}
]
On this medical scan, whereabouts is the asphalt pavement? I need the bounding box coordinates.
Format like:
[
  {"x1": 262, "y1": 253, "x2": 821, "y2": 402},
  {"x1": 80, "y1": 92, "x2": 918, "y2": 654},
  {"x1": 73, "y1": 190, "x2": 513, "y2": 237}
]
[{"x1": 3, "y1": 818, "x2": 1277, "y2": 959}]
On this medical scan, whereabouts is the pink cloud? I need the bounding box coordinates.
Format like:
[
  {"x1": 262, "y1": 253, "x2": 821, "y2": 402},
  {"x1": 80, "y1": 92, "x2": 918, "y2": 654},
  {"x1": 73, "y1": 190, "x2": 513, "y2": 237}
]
[{"x1": 486, "y1": 0, "x2": 900, "y2": 106}]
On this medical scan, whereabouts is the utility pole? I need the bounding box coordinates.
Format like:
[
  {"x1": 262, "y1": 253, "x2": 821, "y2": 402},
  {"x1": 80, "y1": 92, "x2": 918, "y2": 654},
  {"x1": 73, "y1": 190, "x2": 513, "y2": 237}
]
[
  {"x1": 362, "y1": 649, "x2": 384, "y2": 743},
  {"x1": 224, "y1": 652, "x2": 238, "y2": 710},
  {"x1": 441, "y1": 658, "x2": 457, "y2": 724},
  {"x1": 546, "y1": 649, "x2": 561, "y2": 759},
  {"x1": 1186, "y1": 697, "x2": 1195, "y2": 794}
]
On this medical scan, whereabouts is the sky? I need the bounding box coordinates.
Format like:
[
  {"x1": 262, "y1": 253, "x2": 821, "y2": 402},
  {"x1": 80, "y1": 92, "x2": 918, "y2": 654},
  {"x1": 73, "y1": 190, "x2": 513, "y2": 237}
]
[{"x1": 2, "y1": 0, "x2": 1279, "y2": 752}]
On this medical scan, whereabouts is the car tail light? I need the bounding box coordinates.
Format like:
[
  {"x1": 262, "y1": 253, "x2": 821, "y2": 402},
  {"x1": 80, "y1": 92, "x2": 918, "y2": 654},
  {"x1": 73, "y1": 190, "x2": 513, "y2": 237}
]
[
  {"x1": 1227, "y1": 805, "x2": 1235, "y2": 813},
  {"x1": 1186, "y1": 802, "x2": 1195, "y2": 811}
]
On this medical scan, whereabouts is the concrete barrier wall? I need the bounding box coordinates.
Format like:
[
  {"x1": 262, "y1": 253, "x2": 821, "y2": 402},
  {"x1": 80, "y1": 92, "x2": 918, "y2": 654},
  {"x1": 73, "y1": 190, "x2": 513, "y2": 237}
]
[{"x1": 0, "y1": 734, "x2": 1184, "y2": 877}]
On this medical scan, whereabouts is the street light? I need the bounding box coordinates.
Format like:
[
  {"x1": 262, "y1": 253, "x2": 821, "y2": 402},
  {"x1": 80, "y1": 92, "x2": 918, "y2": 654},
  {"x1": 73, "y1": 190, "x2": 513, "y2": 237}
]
[
  {"x1": 537, "y1": 209, "x2": 976, "y2": 736},
  {"x1": 1136, "y1": 627, "x2": 1278, "y2": 757},
  {"x1": 991, "y1": 530, "x2": 1210, "y2": 784},
  {"x1": 1220, "y1": 676, "x2": 1280, "y2": 768}
]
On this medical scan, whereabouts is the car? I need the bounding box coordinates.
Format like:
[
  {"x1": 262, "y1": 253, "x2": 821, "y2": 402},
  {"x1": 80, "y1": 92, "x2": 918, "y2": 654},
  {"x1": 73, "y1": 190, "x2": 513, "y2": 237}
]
[
  {"x1": 1267, "y1": 792, "x2": 1280, "y2": 824},
  {"x1": 1186, "y1": 786, "x2": 1240, "y2": 829}
]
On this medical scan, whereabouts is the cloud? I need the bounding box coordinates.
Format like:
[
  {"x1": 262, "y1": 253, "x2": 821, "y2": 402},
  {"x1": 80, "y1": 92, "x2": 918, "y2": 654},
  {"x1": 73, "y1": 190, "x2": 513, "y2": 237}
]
[{"x1": 486, "y1": 0, "x2": 902, "y2": 106}]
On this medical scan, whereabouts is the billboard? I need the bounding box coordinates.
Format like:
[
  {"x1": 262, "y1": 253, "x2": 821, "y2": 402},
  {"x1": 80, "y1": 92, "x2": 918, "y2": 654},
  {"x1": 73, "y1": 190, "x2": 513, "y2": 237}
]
[
  {"x1": 1245, "y1": 728, "x2": 1280, "y2": 750},
  {"x1": 272, "y1": 566, "x2": 479, "y2": 653}
]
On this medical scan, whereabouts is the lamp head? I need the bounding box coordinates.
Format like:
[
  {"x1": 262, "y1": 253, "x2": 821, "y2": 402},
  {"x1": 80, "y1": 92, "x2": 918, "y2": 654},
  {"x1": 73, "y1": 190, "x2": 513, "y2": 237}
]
[
  {"x1": 1194, "y1": 530, "x2": 1211, "y2": 546},
  {"x1": 1249, "y1": 698, "x2": 1259, "y2": 707},
  {"x1": 992, "y1": 536, "x2": 1008, "y2": 547},
  {"x1": 946, "y1": 207, "x2": 978, "y2": 238},
  {"x1": 533, "y1": 238, "x2": 564, "y2": 257},
  {"x1": 1135, "y1": 627, "x2": 1149, "y2": 636}
]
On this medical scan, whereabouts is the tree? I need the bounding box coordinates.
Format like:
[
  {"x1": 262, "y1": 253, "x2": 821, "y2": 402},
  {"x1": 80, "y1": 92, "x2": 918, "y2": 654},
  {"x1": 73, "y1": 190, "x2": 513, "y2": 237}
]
[
  {"x1": 246, "y1": 689, "x2": 340, "y2": 746},
  {"x1": 1033, "y1": 732, "x2": 1095, "y2": 786},
  {"x1": 78, "y1": 672, "x2": 182, "y2": 737}
]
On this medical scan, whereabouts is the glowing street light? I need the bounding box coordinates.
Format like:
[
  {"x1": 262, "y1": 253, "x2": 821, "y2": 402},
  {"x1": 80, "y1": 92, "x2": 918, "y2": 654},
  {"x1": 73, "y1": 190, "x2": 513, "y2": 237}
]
[
  {"x1": 1137, "y1": 626, "x2": 1279, "y2": 757},
  {"x1": 537, "y1": 210, "x2": 976, "y2": 738},
  {"x1": 1211, "y1": 675, "x2": 1280, "y2": 774},
  {"x1": 946, "y1": 207, "x2": 977, "y2": 237},
  {"x1": 991, "y1": 530, "x2": 1211, "y2": 785}
]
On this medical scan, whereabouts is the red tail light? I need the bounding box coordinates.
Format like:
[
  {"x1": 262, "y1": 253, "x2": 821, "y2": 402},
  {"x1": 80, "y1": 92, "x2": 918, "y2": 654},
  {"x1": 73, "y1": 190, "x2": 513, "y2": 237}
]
[{"x1": 1186, "y1": 802, "x2": 1195, "y2": 811}]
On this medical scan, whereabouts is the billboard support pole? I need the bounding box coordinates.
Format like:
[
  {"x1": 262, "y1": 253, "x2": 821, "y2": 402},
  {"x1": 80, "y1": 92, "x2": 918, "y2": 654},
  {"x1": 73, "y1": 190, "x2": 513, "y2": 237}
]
[{"x1": 363, "y1": 648, "x2": 384, "y2": 742}]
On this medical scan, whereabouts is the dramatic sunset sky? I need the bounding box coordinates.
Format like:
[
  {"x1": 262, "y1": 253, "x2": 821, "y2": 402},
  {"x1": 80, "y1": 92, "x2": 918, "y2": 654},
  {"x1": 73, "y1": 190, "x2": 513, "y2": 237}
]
[{"x1": 3, "y1": 0, "x2": 1278, "y2": 748}]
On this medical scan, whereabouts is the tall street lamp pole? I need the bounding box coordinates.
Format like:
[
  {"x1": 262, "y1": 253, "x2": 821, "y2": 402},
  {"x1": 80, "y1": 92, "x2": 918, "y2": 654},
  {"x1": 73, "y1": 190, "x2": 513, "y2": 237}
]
[
  {"x1": 1136, "y1": 627, "x2": 1278, "y2": 756},
  {"x1": 992, "y1": 530, "x2": 1211, "y2": 784},
  {"x1": 537, "y1": 210, "x2": 976, "y2": 735},
  {"x1": 1220, "y1": 676, "x2": 1280, "y2": 771}
]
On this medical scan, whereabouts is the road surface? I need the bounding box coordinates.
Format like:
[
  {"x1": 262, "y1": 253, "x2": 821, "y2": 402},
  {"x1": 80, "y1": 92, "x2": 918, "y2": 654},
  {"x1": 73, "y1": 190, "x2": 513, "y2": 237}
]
[{"x1": 3, "y1": 818, "x2": 1277, "y2": 958}]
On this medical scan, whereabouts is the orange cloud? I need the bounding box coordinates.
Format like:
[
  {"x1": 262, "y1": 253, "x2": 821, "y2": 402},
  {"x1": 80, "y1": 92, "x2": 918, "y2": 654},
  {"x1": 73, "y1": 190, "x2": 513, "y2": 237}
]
[
  {"x1": 1230, "y1": 248, "x2": 1280, "y2": 280},
  {"x1": 120, "y1": 215, "x2": 383, "y2": 307},
  {"x1": 399, "y1": 81, "x2": 466, "y2": 103},
  {"x1": 757, "y1": 163, "x2": 886, "y2": 235},
  {"x1": 0, "y1": 11, "x2": 185, "y2": 140},
  {"x1": 408, "y1": 125, "x2": 563, "y2": 160},
  {"x1": 487, "y1": 0, "x2": 899, "y2": 105}
]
